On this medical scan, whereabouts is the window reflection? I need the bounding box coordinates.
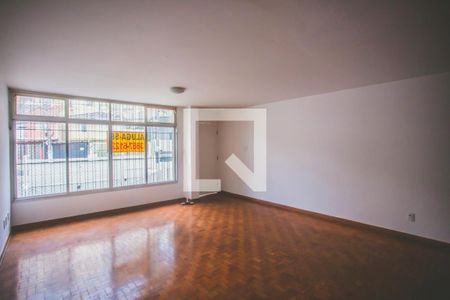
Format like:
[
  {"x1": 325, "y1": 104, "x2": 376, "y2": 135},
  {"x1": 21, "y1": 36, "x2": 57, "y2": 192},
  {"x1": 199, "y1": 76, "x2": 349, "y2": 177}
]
[
  {"x1": 17, "y1": 248, "x2": 71, "y2": 299},
  {"x1": 17, "y1": 223, "x2": 176, "y2": 298}
]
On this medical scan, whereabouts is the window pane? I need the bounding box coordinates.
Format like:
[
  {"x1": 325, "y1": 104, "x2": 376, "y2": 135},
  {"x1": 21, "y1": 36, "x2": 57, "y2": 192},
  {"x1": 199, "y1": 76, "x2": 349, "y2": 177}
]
[
  {"x1": 68, "y1": 124, "x2": 109, "y2": 192},
  {"x1": 111, "y1": 103, "x2": 144, "y2": 123},
  {"x1": 147, "y1": 108, "x2": 175, "y2": 124},
  {"x1": 15, "y1": 121, "x2": 67, "y2": 198},
  {"x1": 69, "y1": 99, "x2": 109, "y2": 120},
  {"x1": 112, "y1": 125, "x2": 146, "y2": 187},
  {"x1": 147, "y1": 127, "x2": 175, "y2": 183},
  {"x1": 16, "y1": 95, "x2": 65, "y2": 117}
]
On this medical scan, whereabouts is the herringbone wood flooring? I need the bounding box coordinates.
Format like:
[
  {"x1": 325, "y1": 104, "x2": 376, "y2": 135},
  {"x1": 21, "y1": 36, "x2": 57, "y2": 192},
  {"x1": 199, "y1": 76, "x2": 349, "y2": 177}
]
[{"x1": 0, "y1": 194, "x2": 449, "y2": 299}]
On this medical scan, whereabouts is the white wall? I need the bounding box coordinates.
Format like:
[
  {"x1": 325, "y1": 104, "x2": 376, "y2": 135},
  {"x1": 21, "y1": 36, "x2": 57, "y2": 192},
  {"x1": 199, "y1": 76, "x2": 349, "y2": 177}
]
[
  {"x1": 12, "y1": 108, "x2": 185, "y2": 226},
  {"x1": 0, "y1": 80, "x2": 11, "y2": 255},
  {"x1": 219, "y1": 72, "x2": 450, "y2": 243}
]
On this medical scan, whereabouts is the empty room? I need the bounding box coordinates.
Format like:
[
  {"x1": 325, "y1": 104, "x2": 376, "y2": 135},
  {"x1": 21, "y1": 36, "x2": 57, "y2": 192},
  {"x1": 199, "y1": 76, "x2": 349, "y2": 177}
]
[{"x1": 0, "y1": 0, "x2": 449, "y2": 299}]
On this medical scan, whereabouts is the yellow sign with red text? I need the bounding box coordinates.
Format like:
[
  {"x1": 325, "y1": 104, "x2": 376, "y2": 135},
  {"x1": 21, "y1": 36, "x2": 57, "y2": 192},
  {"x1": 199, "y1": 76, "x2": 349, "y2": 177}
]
[{"x1": 112, "y1": 131, "x2": 145, "y2": 153}]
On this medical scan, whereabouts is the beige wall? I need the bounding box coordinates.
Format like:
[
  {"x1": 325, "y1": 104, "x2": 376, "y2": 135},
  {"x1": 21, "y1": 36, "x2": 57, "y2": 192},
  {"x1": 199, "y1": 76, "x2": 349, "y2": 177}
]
[
  {"x1": 218, "y1": 72, "x2": 450, "y2": 243},
  {"x1": 198, "y1": 122, "x2": 219, "y2": 180}
]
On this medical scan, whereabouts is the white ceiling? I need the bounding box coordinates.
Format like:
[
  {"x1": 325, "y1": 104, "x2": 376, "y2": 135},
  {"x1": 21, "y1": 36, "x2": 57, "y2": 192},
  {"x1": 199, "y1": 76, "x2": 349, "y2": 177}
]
[{"x1": 0, "y1": 0, "x2": 449, "y2": 107}]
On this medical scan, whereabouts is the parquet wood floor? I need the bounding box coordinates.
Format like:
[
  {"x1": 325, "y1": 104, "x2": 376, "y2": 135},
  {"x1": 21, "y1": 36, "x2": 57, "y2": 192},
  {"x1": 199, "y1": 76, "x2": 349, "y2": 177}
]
[{"x1": 1, "y1": 194, "x2": 449, "y2": 299}]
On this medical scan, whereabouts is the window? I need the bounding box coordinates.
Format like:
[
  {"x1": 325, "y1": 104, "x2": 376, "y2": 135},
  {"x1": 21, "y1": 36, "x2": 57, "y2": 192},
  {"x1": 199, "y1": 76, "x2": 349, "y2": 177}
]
[
  {"x1": 15, "y1": 121, "x2": 67, "y2": 198},
  {"x1": 16, "y1": 95, "x2": 65, "y2": 117},
  {"x1": 12, "y1": 92, "x2": 177, "y2": 200},
  {"x1": 68, "y1": 124, "x2": 109, "y2": 192},
  {"x1": 147, "y1": 108, "x2": 175, "y2": 124},
  {"x1": 112, "y1": 125, "x2": 146, "y2": 187},
  {"x1": 69, "y1": 99, "x2": 109, "y2": 120},
  {"x1": 111, "y1": 103, "x2": 145, "y2": 123},
  {"x1": 147, "y1": 127, "x2": 175, "y2": 183}
]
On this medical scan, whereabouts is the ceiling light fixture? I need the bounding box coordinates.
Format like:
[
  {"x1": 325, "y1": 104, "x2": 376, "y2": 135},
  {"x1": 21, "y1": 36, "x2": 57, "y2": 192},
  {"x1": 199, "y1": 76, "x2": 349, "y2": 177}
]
[{"x1": 171, "y1": 86, "x2": 186, "y2": 94}]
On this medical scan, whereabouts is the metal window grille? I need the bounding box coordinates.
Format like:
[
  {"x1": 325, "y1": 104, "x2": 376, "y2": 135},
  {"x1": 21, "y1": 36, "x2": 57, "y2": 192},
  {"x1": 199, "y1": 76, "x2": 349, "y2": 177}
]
[
  {"x1": 68, "y1": 124, "x2": 109, "y2": 192},
  {"x1": 147, "y1": 108, "x2": 175, "y2": 124},
  {"x1": 16, "y1": 96, "x2": 65, "y2": 117},
  {"x1": 15, "y1": 121, "x2": 67, "y2": 198},
  {"x1": 69, "y1": 99, "x2": 109, "y2": 120},
  {"x1": 111, "y1": 103, "x2": 145, "y2": 123},
  {"x1": 147, "y1": 127, "x2": 175, "y2": 183},
  {"x1": 112, "y1": 125, "x2": 146, "y2": 187}
]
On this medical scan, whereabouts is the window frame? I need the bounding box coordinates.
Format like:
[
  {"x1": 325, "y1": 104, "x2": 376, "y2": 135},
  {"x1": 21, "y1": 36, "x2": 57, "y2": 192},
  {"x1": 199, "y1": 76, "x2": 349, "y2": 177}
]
[{"x1": 10, "y1": 89, "x2": 178, "y2": 201}]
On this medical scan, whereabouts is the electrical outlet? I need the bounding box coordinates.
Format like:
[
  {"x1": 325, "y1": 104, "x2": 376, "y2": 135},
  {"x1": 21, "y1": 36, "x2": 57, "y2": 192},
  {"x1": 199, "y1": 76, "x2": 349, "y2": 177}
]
[
  {"x1": 408, "y1": 213, "x2": 416, "y2": 222},
  {"x1": 2, "y1": 214, "x2": 9, "y2": 230}
]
